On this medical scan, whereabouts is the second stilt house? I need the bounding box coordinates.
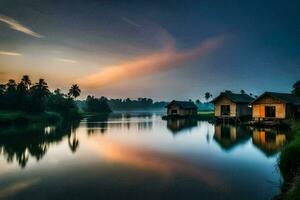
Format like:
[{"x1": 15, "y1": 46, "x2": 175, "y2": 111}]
[
  {"x1": 211, "y1": 92, "x2": 254, "y2": 119},
  {"x1": 251, "y1": 92, "x2": 300, "y2": 120}
]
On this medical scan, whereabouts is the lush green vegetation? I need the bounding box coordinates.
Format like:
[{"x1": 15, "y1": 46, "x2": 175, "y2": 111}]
[
  {"x1": 0, "y1": 111, "x2": 61, "y2": 124},
  {"x1": 292, "y1": 80, "x2": 300, "y2": 97},
  {"x1": 277, "y1": 120, "x2": 300, "y2": 200},
  {"x1": 196, "y1": 111, "x2": 214, "y2": 120},
  {"x1": 275, "y1": 80, "x2": 300, "y2": 200},
  {"x1": 0, "y1": 75, "x2": 82, "y2": 125},
  {"x1": 76, "y1": 97, "x2": 168, "y2": 112},
  {"x1": 84, "y1": 95, "x2": 112, "y2": 113},
  {"x1": 105, "y1": 97, "x2": 167, "y2": 111}
]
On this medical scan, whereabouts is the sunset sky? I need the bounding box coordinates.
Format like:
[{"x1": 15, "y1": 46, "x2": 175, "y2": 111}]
[{"x1": 0, "y1": 0, "x2": 299, "y2": 100}]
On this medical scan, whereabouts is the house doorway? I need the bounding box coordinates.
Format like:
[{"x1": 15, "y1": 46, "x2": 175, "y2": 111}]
[
  {"x1": 221, "y1": 105, "x2": 230, "y2": 116},
  {"x1": 171, "y1": 110, "x2": 177, "y2": 115},
  {"x1": 265, "y1": 106, "x2": 276, "y2": 118}
]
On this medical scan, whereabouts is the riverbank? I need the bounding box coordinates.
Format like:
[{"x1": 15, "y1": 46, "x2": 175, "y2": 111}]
[
  {"x1": 276, "y1": 120, "x2": 300, "y2": 200},
  {"x1": 0, "y1": 110, "x2": 82, "y2": 127},
  {"x1": 0, "y1": 111, "x2": 61, "y2": 125}
]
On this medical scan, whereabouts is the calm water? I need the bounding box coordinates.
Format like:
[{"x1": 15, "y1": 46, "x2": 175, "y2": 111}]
[{"x1": 0, "y1": 112, "x2": 289, "y2": 200}]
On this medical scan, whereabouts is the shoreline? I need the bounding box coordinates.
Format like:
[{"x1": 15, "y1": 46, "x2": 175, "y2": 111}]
[
  {"x1": 0, "y1": 110, "x2": 82, "y2": 127},
  {"x1": 275, "y1": 120, "x2": 300, "y2": 199}
]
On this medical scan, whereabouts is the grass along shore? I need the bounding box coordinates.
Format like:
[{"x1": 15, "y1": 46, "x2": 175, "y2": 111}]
[
  {"x1": 276, "y1": 120, "x2": 300, "y2": 200},
  {"x1": 0, "y1": 110, "x2": 82, "y2": 126}
]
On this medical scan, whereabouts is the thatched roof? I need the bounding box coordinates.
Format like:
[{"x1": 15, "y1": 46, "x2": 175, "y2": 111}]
[
  {"x1": 211, "y1": 92, "x2": 254, "y2": 103},
  {"x1": 166, "y1": 101, "x2": 198, "y2": 109},
  {"x1": 252, "y1": 92, "x2": 300, "y2": 105}
]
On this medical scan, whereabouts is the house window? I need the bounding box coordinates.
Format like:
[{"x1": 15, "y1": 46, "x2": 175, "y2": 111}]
[
  {"x1": 221, "y1": 105, "x2": 230, "y2": 116},
  {"x1": 265, "y1": 106, "x2": 276, "y2": 118},
  {"x1": 171, "y1": 109, "x2": 177, "y2": 114}
]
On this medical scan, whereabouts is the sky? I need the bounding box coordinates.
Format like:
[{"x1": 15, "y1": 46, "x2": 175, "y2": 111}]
[{"x1": 0, "y1": 0, "x2": 299, "y2": 101}]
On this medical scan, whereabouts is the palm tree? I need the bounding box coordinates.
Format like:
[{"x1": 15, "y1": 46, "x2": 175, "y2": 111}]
[
  {"x1": 292, "y1": 80, "x2": 300, "y2": 97},
  {"x1": 6, "y1": 79, "x2": 17, "y2": 96},
  {"x1": 32, "y1": 79, "x2": 50, "y2": 97},
  {"x1": 68, "y1": 84, "x2": 81, "y2": 99},
  {"x1": 27, "y1": 79, "x2": 50, "y2": 112},
  {"x1": 0, "y1": 84, "x2": 6, "y2": 95},
  {"x1": 5, "y1": 80, "x2": 17, "y2": 109},
  {"x1": 21, "y1": 75, "x2": 31, "y2": 90},
  {"x1": 6, "y1": 79, "x2": 16, "y2": 89},
  {"x1": 204, "y1": 92, "x2": 212, "y2": 102}
]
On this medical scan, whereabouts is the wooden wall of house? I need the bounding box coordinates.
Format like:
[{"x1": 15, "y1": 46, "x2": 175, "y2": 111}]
[
  {"x1": 214, "y1": 96, "x2": 236, "y2": 117},
  {"x1": 252, "y1": 95, "x2": 286, "y2": 119},
  {"x1": 236, "y1": 104, "x2": 252, "y2": 117},
  {"x1": 167, "y1": 105, "x2": 180, "y2": 115}
]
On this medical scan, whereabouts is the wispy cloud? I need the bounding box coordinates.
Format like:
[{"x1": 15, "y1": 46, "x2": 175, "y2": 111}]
[
  {"x1": 78, "y1": 34, "x2": 225, "y2": 88},
  {"x1": 120, "y1": 16, "x2": 141, "y2": 28},
  {"x1": 0, "y1": 51, "x2": 22, "y2": 56},
  {"x1": 0, "y1": 15, "x2": 43, "y2": 38},
  {"x1": 56, "y1": 58, "x2": 78, "y2": 64}
]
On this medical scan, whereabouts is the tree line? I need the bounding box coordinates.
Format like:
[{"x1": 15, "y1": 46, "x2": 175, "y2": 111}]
[
  {"x1": 0, "y1": 75, "x2": 81, "y2": 118},
  {"x1": 77, "y1": 97, "x2": 168, "y2": 112},
  {"x1": 107, "y1": 98, "x2": 168, "y2": 110}
]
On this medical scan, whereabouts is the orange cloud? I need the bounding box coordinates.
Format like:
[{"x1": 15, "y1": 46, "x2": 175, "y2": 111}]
[{"x1": 78, "y1": 34, "x2": 224, "y2": 88}]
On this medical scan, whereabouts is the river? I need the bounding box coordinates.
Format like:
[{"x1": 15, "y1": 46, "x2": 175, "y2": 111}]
[{"x1": 0, "y1": 112, "x2": 289, "y2": 200}]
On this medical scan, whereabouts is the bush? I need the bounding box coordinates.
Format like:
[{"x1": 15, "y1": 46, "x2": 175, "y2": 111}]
[{"x1": 277, "y1": 121, "x2": 300, "y2": 200}]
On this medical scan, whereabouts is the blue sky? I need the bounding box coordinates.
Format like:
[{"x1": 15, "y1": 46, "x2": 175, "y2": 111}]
[{"x1": 0, "y1": 0, "x2": 299, "y2": 100}]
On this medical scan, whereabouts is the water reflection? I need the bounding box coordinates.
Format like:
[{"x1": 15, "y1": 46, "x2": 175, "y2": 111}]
[
  {"x1": 0, "y1": 121, "x2": 80, "y2": 168},
  {"x1": 213, "y1": 124, "x2": 251, "y2": 151},
  {"x1": 213, "y1": 124, "x2": 289, "y2": 156},
  {"x1": 86, "y1": 114, "x2": 109, "y2": 135},
  {"x1": 167, "y1": 118, "x2": 197, "y2": 134},
  {"x1": 85, "y1": 113, "x2": 153, "y2": 135},
  {"x1": 0, "y1": 113, "x2": 291, "y2": 200},
  {"x1": 90, "y1": 138, "x2": 227, "y2": 190},
  {"x1": 252, "y1": 128, "x2": 287, "y2": 157}
]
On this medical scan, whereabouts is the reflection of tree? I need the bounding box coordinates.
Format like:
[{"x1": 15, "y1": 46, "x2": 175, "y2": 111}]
[
  {"x1": 68, "y1": 133, "x2": 79, "y2": 153},
  {"x1": 86, "y1": 114, "x2": 109, "y2": 135},
  {"x1": 213, "y1": 124, "x2": 251, "y2": 151},
  {"x1": 138, "y1": 121, "x2": 152, "y2": 130},
  {"x1": 28, "y1": 144, "x2": 48, "y2": 161},
  {"x1": 0, "y1": 120, "x2": 80, "y2": 168},
  {"x1": 167, "y1": 119, "x2": 197, "y2": 134}
]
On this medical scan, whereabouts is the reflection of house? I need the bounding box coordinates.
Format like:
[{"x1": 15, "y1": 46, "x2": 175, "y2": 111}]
[
  {"x1": 252, "y1": 92, "x2": 300, "y2": 120},
  {"x1": 211, "y1": 92, "x2": 254, "y2": 119},
  {"x1": 166, "y1": 101, "x2": 198, "y2": 117},
  {"x1": 252, "y1": 130, "x2": 287, "y2": 156},
  {"x1": 213, "y1": 125, "x2": 251, "y2": 150},
  {"x1": 167, "y1": 119, "x2": 197, "y2": 134}
]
